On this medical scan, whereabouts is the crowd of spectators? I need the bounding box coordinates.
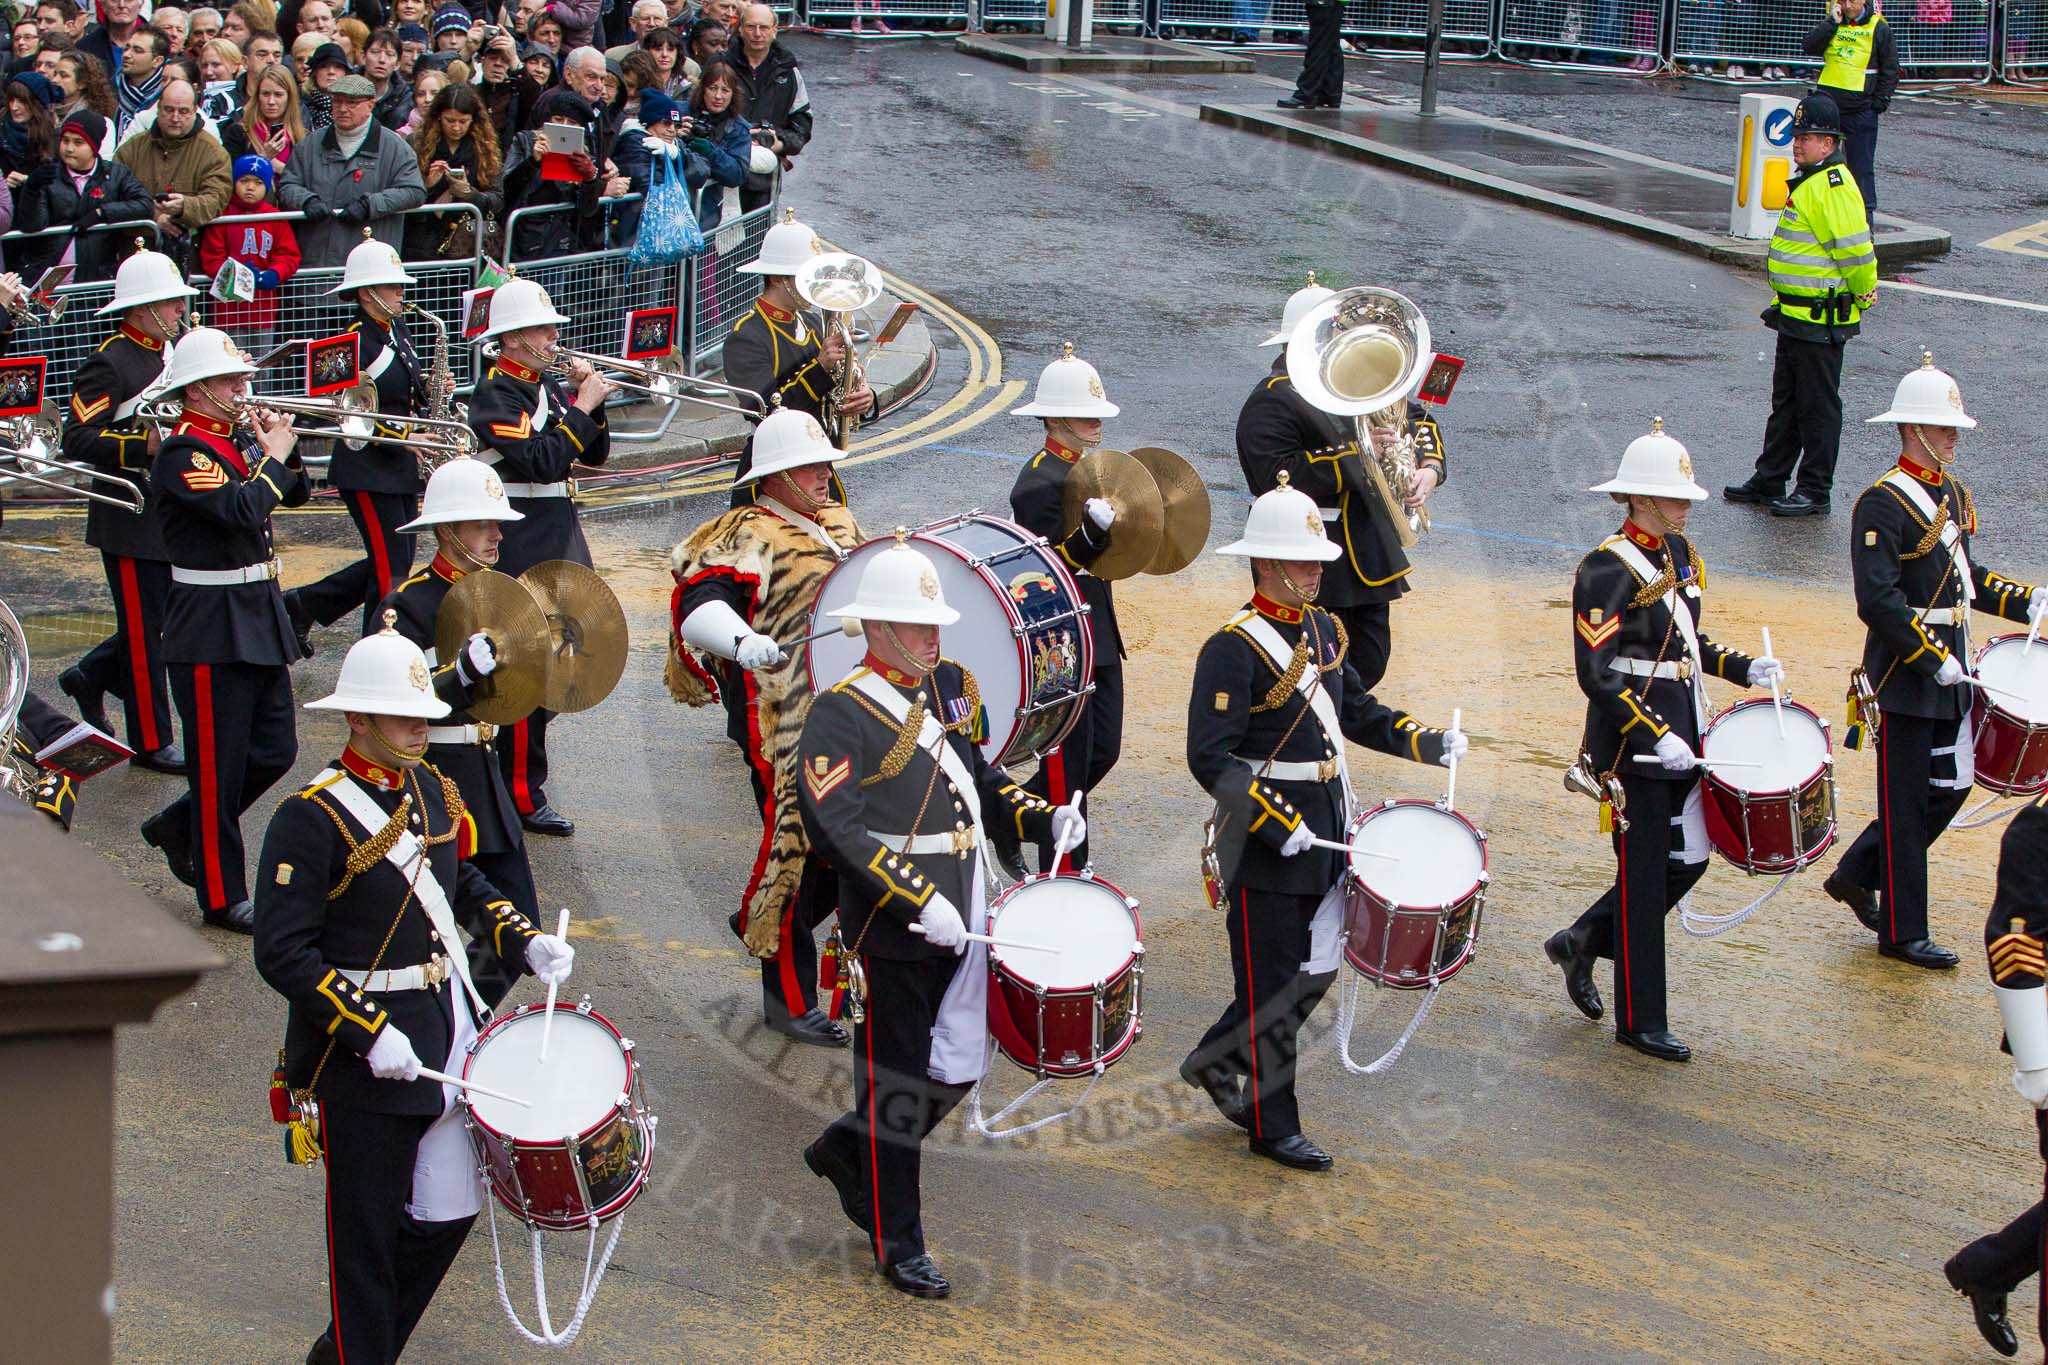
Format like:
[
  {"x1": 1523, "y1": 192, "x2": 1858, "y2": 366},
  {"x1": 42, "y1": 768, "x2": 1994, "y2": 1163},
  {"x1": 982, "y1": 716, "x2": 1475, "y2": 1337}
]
[{"x1": 0, "y1": 0, "x2": 814, "y2": 285}]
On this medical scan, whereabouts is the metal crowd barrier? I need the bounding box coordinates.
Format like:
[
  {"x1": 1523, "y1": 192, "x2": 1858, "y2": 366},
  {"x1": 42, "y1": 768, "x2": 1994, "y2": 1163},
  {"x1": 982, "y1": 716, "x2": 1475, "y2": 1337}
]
[
  {"x1": 1670, "y1": 0, "x2": 1993, "y2": 77},
  {"x1": 2009, "y1": 0, "x2": 2048, "y2": 80}
]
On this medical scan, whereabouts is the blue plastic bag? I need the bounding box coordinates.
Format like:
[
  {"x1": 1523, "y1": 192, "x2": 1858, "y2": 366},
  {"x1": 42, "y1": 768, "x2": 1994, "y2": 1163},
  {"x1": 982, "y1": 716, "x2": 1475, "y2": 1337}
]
[{"x1": 629, "y1": 148, "x2": 704, "y2": 267}]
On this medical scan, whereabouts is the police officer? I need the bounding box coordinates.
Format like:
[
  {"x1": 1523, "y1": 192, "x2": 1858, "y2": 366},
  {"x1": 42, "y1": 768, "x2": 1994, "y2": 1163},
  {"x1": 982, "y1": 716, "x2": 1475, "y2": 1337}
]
[
  {"x1": 1542, "y1": 421, "x2": 1782, "y2": 1063},
  {"x1": 379, "y1": 456, "x2": 539, "y2": 1008},
  {"x1": 1724, "y1": 94, "x2": 1877, "y2": 519},
  {"x1": 252, "y1": 625, "x2": 572, "y2": 1365},
  {"x1": 1181, "y1": 478, "x2": 1462, "y2": 1168},
  {"x1": 722, "y1": 210, "x2": 873, "y2": 506},
  {"x1": 140, "y1": 328, "x2": 310, "y2": 933},
  {"x1": 1008, "y1": 345, "x2": 1122, "y2": 871},
  {"x1": 1823, "y1": 357, "x2": 2043, "y2": 969},
  {"x1": 1237, "y1": 277, "x2": 1447, "y2": 693},
  {"x1": 674, "y1": 408, "x2": 859, "y2": 1047},
  {"x1": 287, "y1": 233, "x2": 432, "y2": 642},
  {"x1": 1941, "y1": 791, "x2": 2048, "y2": 1362},
  {"x1": 796, "y1": 541, "x2": 1071, "y2": 1299},
  {"x1": 467, "y1": 277, "x2": 615, "y2": 837},
  {"x1": 56, "y1": 247, "x2": 195, "y2": 774},
  {"x1": 1804, "y1": 0, "x2": 1899, "y2": 225}
]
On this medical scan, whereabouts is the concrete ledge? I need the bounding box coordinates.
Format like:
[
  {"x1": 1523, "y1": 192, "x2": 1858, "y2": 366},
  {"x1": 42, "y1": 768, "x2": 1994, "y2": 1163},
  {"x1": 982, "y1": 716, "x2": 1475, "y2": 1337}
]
[
  {"x1": 1199, "y1": 101, "x2": 1949, "y2": 267},
  {"x1": 957, "y1": 31, "x2": 1253, "y2": 73}
]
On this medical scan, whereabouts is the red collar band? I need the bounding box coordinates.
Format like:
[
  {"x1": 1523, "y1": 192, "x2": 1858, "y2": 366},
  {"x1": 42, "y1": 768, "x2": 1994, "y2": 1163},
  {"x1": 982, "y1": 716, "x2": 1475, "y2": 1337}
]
[
  {"x1": 495, "y1": 354, "x2": 542, "y2": 383},
  {"x1": 430, "y1": 552, "x2": 467, "y2": 582},
  {"x1": 119, "y1": 321, "x2": 165, "y2": 351},
  {"x1": 176, "y1": 408, "x2": 235, "y2": 437},
  {"x1": 1898, "y1": 453, "x2": 1944, "y2": 485},
  {"x1": 862, "y1": 652, "x2": 923, "y2": 688},
  {"x1": 1043, "y1": 437, "x2": 1081, "y2": 464},
  {"x1": 1621, "y1": 519, "x2": 1663, "y2": 550},
  {"x1": 1250, "y1": 592, "x2": 1304, "y2": 624},
  {"x1": 340, "y1": 743, "x2": 406, "y2": 790}
]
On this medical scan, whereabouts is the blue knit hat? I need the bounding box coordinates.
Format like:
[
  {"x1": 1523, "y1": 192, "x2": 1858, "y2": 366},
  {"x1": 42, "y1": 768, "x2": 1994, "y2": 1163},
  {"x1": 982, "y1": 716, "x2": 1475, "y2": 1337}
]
[
  {"x1": 10, "y1": 71, "x2": 57, "y2": 108},
  {"x1": 232, "y1": 154, "x2": 273, "y2": 190},
  {"x1": 431, "y1": 4, "x2": 471, "y2": 38},
  {"x1": 639, "y1": 90, "x2": 681, "y2": 126},
  {"x1": 396, "y1": 21, "x2": 430, "y2": 43}
]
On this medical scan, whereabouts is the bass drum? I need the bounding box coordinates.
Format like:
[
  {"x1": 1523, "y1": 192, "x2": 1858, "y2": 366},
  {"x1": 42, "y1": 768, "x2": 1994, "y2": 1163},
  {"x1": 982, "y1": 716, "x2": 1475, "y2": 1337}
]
[{"x1": 809, "y1": 514, "x2": 1093, "y2": 767}]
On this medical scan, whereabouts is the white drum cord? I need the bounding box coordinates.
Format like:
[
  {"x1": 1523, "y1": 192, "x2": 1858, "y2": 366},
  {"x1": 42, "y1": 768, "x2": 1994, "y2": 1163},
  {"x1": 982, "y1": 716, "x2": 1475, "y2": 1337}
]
[
  {"x1": 1332, "y1": 968, "x2": 1441, "y2": 1076},
  {"x1": 1677, "y1": 870, "x2": 1796, "y2": 939}
]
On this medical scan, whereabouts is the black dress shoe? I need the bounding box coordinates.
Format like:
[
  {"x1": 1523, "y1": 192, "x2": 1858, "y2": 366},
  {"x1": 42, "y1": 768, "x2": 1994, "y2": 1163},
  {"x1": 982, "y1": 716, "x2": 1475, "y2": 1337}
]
[
  {"x1": 58, "y1": 664, "x2": 111, "y2": 734},
  {"x1": 1768, "y1": 492, "x2": 1830, "y2": 517},
  {"x1": 204, "y1": 899, "x2": 256, "y2": 934},
  {"x1": 770, "y1": 1008, "x2": 849, "y2": 1047},
  {"x1": 882, "y1": 1253, "x2": 951, "y2": 1298},
  {"x1": 1823, "y1": 868, "x2": 1880, "y2": 933},
  {"x1": 1249, "y1": 1132, "x2": 1333, "y2": 1170},
  {"x1": 305, "y1": 1328, "x2": 339, "y2": 1365},
  {"x1": 521, "y1": 803, "x2": 575, "y2": 836},
  {"x1": 1276, "y1": 95, "x2": 1312, "y2": 108},
  {"x1": 1543, "y1": 927, "x2": 1604, "y2": 1021},
  {"x1": 803, "y1": 1139, "x2": 870, "y2": 1232},
  {"x1": 1944, "y1": 1259, "x2": 2018, "y2": 1357},
  {"x1": 1722, "y1": 479, "x2": 1780, "y2": 505},
  {"x1": 1616, "y1": 1029, "x2": 1691, "y2": 1062},
  {"x1": 130, "y1": 743, "x2": 187, "y2": 775},
  {"x1": 140, "y1": 809, "x2": 196, "y2": 888},
  {"x1": 1879, "y1": 937, "x2": 1960, "y2": 969},
  {"x1": 1179, "y1": 1054, "x2": 1249, "y2": 1129}
]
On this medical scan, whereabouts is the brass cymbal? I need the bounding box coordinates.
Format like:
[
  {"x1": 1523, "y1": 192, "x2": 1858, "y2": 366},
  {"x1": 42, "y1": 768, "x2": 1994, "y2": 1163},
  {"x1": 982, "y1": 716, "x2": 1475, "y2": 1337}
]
[
  {"x1": 1060, "y1": 448, "x2": 1163, "y2": 582},
  {"x1": 1128, "y1": 446, "x2": 1211, "y2": 576},
  {"x1": 519, "y1": 560, "x2": 629, "y2": 714},
  {"x1": 434, "y1": 570, "x2": 551, "y2": 726}
]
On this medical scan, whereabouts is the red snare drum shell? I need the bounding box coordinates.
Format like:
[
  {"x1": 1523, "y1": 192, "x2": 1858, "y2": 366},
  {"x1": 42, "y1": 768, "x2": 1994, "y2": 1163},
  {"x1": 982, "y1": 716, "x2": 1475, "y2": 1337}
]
[
  {"x1": 986, "y1": 872, "x2": 1143, "y2": 1079},
  {"x1": 1339, "y1": 800, "x2": 1486, "y2": 990},
  {"x1": 1698, "y1": 697, "x2": 1837, "y2": 874},
  {"x1": 1971, "y1": 634, "x2": 2048, "y2": 797}
]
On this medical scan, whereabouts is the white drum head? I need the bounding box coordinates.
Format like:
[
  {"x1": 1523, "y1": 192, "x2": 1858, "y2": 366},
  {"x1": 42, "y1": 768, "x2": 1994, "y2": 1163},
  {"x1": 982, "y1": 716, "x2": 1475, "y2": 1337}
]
[
  {"x1": 1350, "y1": 804, "x2": 1483, "y2": 908},
  {"x1": 1704, "y1": 702, "x2": 1828, "y2": 793},
  {"x1": 992, "y1": 879, "x2": 1136, "y2": 989},
  {"x1": 1978, "y1": 638, "x2": 2048, "y2": 724},
  {"x1": 811, "y1": 536, "x2": 1021, "y2": 763},
  {"x1": 467, "y1": 1010, "x2": 627, "y2": 1141}
]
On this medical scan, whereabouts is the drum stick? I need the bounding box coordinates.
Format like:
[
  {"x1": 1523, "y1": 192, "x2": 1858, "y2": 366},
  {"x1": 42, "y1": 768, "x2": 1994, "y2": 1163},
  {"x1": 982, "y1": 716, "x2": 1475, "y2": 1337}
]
[
  {"x1": 538, "y1": 907, "x2": 568, "y2": 1065},
  {"x1": 1307, "y1": 836, "x2": 1399, "y2": 860},
  {"x1": 1048, "y1": 787, "x2": 1086, "y2": 880},
  {"x1": 418, "y1": 1067, "x2": 531, "y2": 1108},
  {"x1": 1762, "y1": 627, "x2": 1785, "y2": 739},
  {"x1": 1631, "y1": 754, "x2": 1765, "y2": 769},
  {"x1": 2026, "y1": 611, "x2": 2044, "y2": 659},
  {"x1": 1444, "y1": 707, "x2": 1462, "y2": 810},
  {"x1": 1961, "y1": 674, "x2": 2035, "y2": 705},
  {"x1": 909, "y1": 923, "x2": 1062, "y2": 955}
]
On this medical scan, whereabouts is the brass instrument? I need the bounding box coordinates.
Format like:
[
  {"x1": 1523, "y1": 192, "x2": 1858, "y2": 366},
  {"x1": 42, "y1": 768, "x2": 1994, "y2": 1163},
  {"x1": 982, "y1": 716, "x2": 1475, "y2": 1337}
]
[
  {"x1": 0, "y1": 402, "x2": 146, "y2": 512},
  {"x1": 4, "y1": 291, "x2": 64, "y2": 325},
  {"x1": 136, "y1": 383, "x2": 476, "y2": 458},
  {"x1": 483, "y1": 342, "x2": 767, "y2": 421},
  {"x1": 0, "y1": 593, "x2": 34, "y2": 800},
  {"x1": 1285, "y1": 285, "x2": 1434, "y2": 549},
  {"x1": 793, "y1": 251, "x2": 884, "y2": 450},
  {"x1": 405, "y1": 302, "x2": 465, "y2": 477}
]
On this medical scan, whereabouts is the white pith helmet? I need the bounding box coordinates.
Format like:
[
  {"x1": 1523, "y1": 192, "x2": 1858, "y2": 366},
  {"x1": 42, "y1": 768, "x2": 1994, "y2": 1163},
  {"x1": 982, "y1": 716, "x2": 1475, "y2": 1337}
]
[
  {"x1": 739, "y1": 408, "x2": 844, "y2": 487},
  {"x1": 839, "y1": 539, "x2": 960, "y2": 626},
  {"x1": 398, "y1": 456, "x2": 525, "y2": 531},
  {"x1": 739, "y1": 208, "x2": 822, "y2": 276},
  {"x1": 97, "y1": 247, "x2": 198, "y2": 315},
  {"x1": 1010, "y1": 342, "x2": 1119, "y2": 419},
  {"x1": 481, "y1": 278, "x2": 571, "y2": 338},
  {"x1": 328, "y1": 231, "x2": 418, "y2": 294},
  {"x1": 1217, "y1": 474, "x2": 1343, "y2": 561},
  {"x1": 1260, "y1": 271, "x2": 1336, "y2": 348},
  {"x1": 304, "y1": 616, "x2": 452, "y2": 719},
  {"x1": 1867, "y1": 351, "x2": 1976, "y2": 429},
  {"x1": 162, "y1": 327, "x2": 257, "y2": 391},
  {"x1": 1588, "y1": 417, "x2": 1710, "y2": 501}
]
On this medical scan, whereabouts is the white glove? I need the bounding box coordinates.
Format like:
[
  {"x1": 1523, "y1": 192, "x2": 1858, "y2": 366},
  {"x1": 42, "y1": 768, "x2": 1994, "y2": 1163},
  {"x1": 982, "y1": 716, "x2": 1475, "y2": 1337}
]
[
  {"x1": 1279, "y1": 823, "x2": 1315, "y2": 857},
  {"x1": 1438, "y1": 726, "x2": 1469, "y2": 768},
  {"x1": 1747, "y1": 655, "x2": 1784, "y2": 689},
  {"x1": 525, "y1": 933, "x2": 575, "y2": 986},
  {"x1": 365, "y1": 1024, "x2": 422, "y2": 1081},
  {"x1": 734, "y1": 632, "x2": 786, "y2": 670},
  {"x1": 2030, "y1": 588, "x2": 2047, "y2": 627},
  {"x1": 2017, "y1": 1069, "x2": 2048, "y2": 1109},
  {"x1": 678, "y1": 598, "x2": 756, "y2": 664},
  {"x1": 1654, "y1": 731, "x2": 1697, "y2": 772},
  {"x1": 916, "y1": 892, "x2": 967, "y2": 953},
  {"x1": 1997, "y1": 985, "x2": 2048, "y2": 1108},
  {"x1": 1934, "y1": 653, "x2": 1965, "y2": 687},
  {"x1": 1049, "y1": 804, "x2": 1086, "y2": 853},
  {"x1": 456, "y1": 630, "x2": 497, "y2": 685},
  {"x1": 1085, "y1": 497, "x2": 1116, "y2": 532}
]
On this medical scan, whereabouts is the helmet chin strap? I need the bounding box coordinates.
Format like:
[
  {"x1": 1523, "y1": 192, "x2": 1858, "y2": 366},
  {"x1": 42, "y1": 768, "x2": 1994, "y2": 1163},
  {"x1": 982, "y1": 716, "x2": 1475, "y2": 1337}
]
[
  {"x1": 143, "y1": 300, "x2": 185, "y2": 341},
  {"x1": 1278, "y1": 565, "x2": 1320, "y2": 603},
  {"x1": 1913, "y1": 425, "x2": 1956, "y2": 468},
  {"x1": 353, "y1": 724, "x2": 425, "y2": 770},
  {"x1": 189, "y1": 378, "x2": 239, "y2": 422},
  {"x1": 1634, "y1": 496, "x2": 1686, "y2": 538},
  {"x1": 360, "y1": 287, "x2": 399, "y2": 325},
  {"x1": 766, "y1": 472, "x2": 834, "y2": 515},
  {"x1": 877, "y1": 622, "x2": 935, "y2": 679},
  {"x1": 436, "y1": 526, "x2": 492, "y2": 573}
]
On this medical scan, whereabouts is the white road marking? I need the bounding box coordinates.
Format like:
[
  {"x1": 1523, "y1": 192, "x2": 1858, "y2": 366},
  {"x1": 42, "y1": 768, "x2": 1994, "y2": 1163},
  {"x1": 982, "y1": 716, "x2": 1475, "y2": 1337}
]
[{"x1": 1879, "y1": 278, "x2": 2048, "y2": 314}]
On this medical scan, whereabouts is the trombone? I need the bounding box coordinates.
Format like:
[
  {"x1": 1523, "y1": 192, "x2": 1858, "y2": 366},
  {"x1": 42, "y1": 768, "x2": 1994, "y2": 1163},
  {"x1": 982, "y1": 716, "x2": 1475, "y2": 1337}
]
[
  {"x1": 484, "y1": 341, "x2": 766, "y2": 421},
  {"x1": 0, "y1": 414, "x2": 147, "y2": 512},
  {"x1": 137, "y1": 382, "x2": 477, "y2": 458}
]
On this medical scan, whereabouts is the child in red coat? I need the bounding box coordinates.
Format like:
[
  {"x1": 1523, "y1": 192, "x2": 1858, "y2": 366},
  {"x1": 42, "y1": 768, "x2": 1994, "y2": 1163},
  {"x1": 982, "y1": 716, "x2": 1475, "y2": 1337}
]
[{"x1": 197, "y1": 154, "x2": 301, "y2": 352}]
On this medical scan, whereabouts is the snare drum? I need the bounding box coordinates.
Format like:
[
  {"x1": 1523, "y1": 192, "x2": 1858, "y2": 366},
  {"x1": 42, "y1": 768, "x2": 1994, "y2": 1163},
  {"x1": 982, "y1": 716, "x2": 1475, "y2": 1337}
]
[
  {"x1": 1699, "y1": 696, "x2": 1836, "y2": 873},
  {"x1": 462, "y1": 1001, "x2": 654, "y2": 1231},
  {"x1": 986, "y1": 872, "x2": 1143, "y2": 1078},
  {"x1": 1972, "y1": 634, "x2": 2048, "y2": 796},
  {"x1": 810, "y1": 514, "x2": 1093, "y2": 766},
  {"x1": 1341, "y1": 799, "x2": 1486, "y2": 989}
]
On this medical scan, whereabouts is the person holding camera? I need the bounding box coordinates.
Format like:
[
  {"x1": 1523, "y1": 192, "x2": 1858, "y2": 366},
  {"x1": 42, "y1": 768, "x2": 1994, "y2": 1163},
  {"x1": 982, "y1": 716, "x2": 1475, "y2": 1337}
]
[
  {"x1": 728, "y1": 3, "x2": 805, "y2": 212},
  {"x1": 276, "y1": 71, "x2": 426, "y2": 267}
]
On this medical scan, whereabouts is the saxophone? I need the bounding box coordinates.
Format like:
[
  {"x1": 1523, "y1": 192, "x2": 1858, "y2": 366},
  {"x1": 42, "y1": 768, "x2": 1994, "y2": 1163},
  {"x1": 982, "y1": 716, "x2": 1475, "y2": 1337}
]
[{"x1": 406, "y1": 303, "x2": 459, "y2": 477}]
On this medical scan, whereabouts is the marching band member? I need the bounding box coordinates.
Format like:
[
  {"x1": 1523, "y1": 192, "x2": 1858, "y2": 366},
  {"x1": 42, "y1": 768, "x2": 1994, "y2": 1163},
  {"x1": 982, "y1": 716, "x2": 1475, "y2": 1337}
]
[
  {"x1": 722, "y1": 209, "x2": 872, "y2": 506},
  {"x1": 1941, "y1": 792, "x2": 2048, "y2": 1361},
  {"x1": 1541, "y1": 422, "x2": 1780, "y2": 1063},
  {"x1": 380, "y1": 456, "x2": 539, "y2": 1008},
  {"x1": 139, "y1": 328, "x2": 310, "y2": 933},
  {"x1": 796, "y1": 540, "x2": 1068, "y2": 1298},
  {"x1": 286, "y1": 233, "x2": 431, "y2": 642},
  {"x1": 670, "y1": 407, "x2": 858, "y2": 1047},
  {"x1": 1824, "y1": 356, "x2": 2043, "y2": 969},
  {"x1": 55, "y1": 247, "x2": 195, "y2": 775},
  {"x1": 253, "y1": 623, "x2": 571, "y2": 1365},
  {"x1": 1008, "y1": 344, "x2": 1122, "y2": 871},
  {"x1": 467, "y1": 277, "x2": 615, "y2": 838},
  {"x1": 1235, "y1": 275, "x2": 1447, "y2": 692},
  {"x1": 1181, "y1": 477, "x2": 1460, "y2": 1169}
]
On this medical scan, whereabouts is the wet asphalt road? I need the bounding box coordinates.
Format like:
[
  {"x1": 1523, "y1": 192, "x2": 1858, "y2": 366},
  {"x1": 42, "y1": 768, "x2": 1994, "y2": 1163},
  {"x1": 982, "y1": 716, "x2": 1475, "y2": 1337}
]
[{"x1": 55, "y1": 37, "x2": 2048, "y2": 1363}]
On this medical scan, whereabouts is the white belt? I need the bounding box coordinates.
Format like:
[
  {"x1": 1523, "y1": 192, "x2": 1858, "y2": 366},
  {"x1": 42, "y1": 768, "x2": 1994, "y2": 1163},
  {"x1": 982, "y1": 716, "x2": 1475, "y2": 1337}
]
[
  {"x1": 1609, "y1": 657, "x2": 1693, "y2": 681},
  {"x1": 1916, "y1": 607, "x2": 1961, "y2": 626},
  {"x1": 1243, "y1": 756, "x2": 1341, "y2": 783},
  {"x1": 427, "y1": 724, "x2": 495, "y2": 745},
  {"x1": 500, "y1": 481, "x2": 571, "y2": 499},
  {"x1": 172, "y1": 559, "x2": 280, "y2": 586},
  {"x1": 873, "y1": 828, "x2": 976, "y2": 856},
  {"x1": 340, "y1": 955, "x2": 451, "y2": 992}
]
